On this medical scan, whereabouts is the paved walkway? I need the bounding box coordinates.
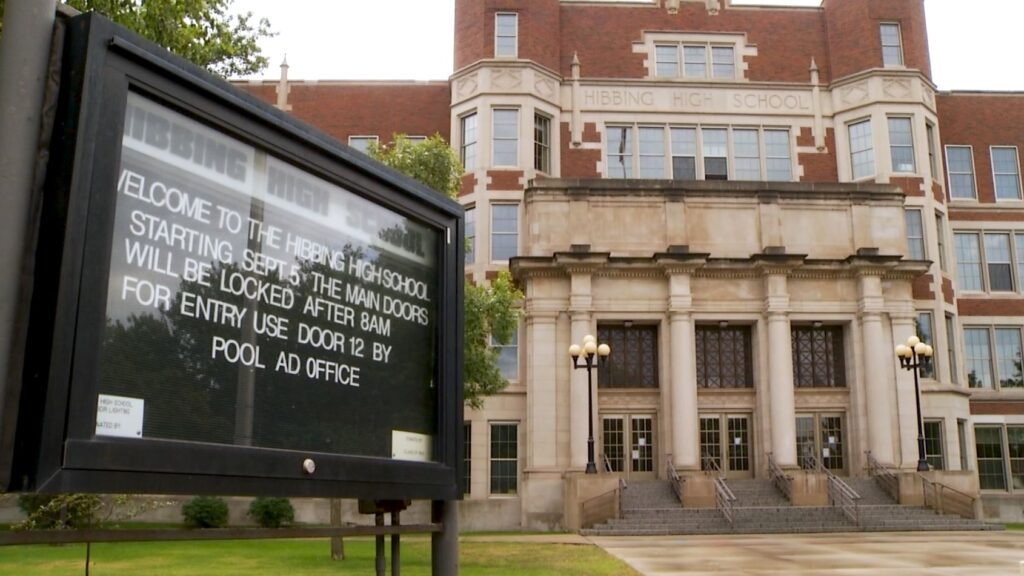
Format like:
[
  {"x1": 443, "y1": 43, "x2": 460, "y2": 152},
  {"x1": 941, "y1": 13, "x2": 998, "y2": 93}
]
[{"x1": 589, "y1": 531, "x2": 1024, "y2": 575}]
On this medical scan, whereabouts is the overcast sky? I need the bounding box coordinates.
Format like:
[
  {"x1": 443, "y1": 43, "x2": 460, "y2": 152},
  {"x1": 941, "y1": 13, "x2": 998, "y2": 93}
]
[{"x1": 232, "y1": 0, "x2": 1022, "y2": 92}]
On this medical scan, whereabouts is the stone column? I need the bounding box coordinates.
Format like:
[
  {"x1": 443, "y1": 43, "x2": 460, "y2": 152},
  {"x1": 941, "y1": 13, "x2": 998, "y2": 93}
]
[
  {"x1": 767, "y1": 311, "x2": 797, "y2": 466},
  {"x1": 527, "y1": 312, "x2": 558, "y2": 469},
  {"x1": 569, "y1": 271, "x2": 593, "y2": 471},
  {"x1": 859, "y1": 273, "x2": 895, "y2": 465},
  {"x1": 891, "y1": 314, "x2": 922, "y2": 469},
  {"x1": 667, "y1": 272, "x2": 699, "y2": 470}
]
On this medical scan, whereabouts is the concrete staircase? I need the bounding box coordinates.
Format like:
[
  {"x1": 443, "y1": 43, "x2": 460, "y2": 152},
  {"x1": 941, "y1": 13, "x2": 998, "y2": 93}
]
[{"x1": 582, "y1": 477, "x2": 1001, "y2": 536}]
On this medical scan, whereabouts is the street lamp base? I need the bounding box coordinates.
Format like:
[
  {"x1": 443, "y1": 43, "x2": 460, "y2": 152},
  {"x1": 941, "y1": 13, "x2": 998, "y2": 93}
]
[
  {"x1": 917, "y1": 459, "x2": 930, "y2": 472},
  {"x1": 585, "y1": 462, "x2": 597, "y2": 474}
]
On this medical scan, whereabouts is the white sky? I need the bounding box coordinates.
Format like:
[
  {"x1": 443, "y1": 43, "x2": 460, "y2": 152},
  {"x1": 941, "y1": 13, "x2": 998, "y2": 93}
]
[{"x1": 232, "y1": 0, "x2": 1023, "y2": 92}]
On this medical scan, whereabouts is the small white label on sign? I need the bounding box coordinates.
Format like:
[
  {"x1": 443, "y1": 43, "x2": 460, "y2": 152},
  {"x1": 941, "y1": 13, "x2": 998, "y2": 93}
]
[
  {"x1": 734, "y1": 437, "x2": 742, "y2": 445},
  {"x1": 392, "y1": 430, "x2": 432, "y2": 462},
  {"x1": 632, "y1": 450, "x2": 640, "y2": 460},
  {"x1": 828, "y1": 436, "x2": 836, "y2": 445},
  {"x1": 95, "y1": 394, "x2": 144, "y2": 438},
  {"x1": 822, "y1": 448, "x2": 831, "y2": 457},
  {"x1": 638, "y1": 438, "x2": 646, "y2": 446}
]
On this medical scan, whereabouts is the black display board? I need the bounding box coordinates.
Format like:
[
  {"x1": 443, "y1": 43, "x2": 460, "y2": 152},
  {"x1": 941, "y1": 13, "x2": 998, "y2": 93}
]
[{"x1": 2, "y1": 13, "x2": 463, "y2": 500}]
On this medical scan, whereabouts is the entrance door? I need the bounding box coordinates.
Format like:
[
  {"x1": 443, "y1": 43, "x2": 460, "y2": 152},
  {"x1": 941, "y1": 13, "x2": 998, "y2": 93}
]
[
  {"x1": 699, "y1": 414, "x2": 753, "y2": 478},
  {"x1": 796, "y1": 413, "x2": 846, "y2": 473},
  {"x1": 601, "y1": 414, "x2": 656, "y2": 480}
]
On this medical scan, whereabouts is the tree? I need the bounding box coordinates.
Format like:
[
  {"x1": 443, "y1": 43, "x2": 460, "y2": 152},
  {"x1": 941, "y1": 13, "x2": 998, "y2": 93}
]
[
  {"x1": 371, "y1": 135, "x2": 522, "y2": 409},
  {"x1": 0, "y1": 0, "x2": 272, "y2": 77}
]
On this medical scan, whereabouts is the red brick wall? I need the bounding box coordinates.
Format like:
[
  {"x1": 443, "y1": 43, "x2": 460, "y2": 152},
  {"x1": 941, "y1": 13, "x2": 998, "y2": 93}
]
[
  {"x1": 912, "y1": 275, "x2": 934, "y2": 300},
  {"x1": 971, "y1": 401, "x2": 1024, "y2": 415},
  {"x1": 487, "y1": 170, "x2": 525, "y2": 190},
  {"x1": 237, "y1": 82, "x2": 452, "y2": 147},
  {"x1": 942, "y1": 277, "x2": 955, "y2": 305},
  {"x1": 560, "y1": 122, "x2": 600, "y2": 179},
  {"x1": 460, "y1": 174, "x2": 478, "y2": 197},
  {"x1": 797, "y1": 128, "x2": 838, "y2": 182},
  {"x1": 891, "y1": 176, "x2": 924, "y2": 198},
  {"x1": 558, "y1": 3, "x2": 830, "y2": 83},
  {"x1": 957, "y1": 299, "x2": 1024, "y2": 317},
  {"x1": 455, "y1": 0, "x2": 560, "y2": 71},
  {"x1": 822, "y1": 0, "x2": 931, "y2": 81},
  {"x1": 938, "y1": 93, "x2": 1024, "y2": 206}
]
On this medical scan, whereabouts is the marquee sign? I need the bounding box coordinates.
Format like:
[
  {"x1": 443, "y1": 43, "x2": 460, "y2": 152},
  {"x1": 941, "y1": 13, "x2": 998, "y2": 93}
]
[{"x1": 1, "y1": 13, "x2": 463, "y2": 500}]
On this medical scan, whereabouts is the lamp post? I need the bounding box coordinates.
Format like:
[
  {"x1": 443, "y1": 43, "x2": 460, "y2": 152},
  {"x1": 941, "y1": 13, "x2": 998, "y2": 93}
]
[
  {"x1": 570, "y1": 334, "x2": 611, "y2": 474},
  {"x1": 895, "y1": 335, "x2": 934, "y2": 472}
]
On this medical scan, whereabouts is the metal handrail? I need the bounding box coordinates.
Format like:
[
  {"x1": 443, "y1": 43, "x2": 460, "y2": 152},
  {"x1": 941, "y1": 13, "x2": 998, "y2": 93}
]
[
  {"x1": 713, "y1": 476, "x2": 737, "y2": 527},
  {"x1": 602, "y1": 453, "x2": 627, "y2": 490},
  {"x1": 822, "y1": 465, "x2": 861, "y2": 526},
  {"x1": 767, "y1": 452, "x2": 793, "y2": 501},
  {"x1": 865, "y1": 451, "x2": 899, "y2": 502},
  {"x1": 701, "y1": 453, "x2": 724, "y2": 479},
  {"x1": 920, "y1": 475, "x2": 977, "y2": 519},
  {"x1": 665, "y1": 458, "x2": 684, "y2": 505}
]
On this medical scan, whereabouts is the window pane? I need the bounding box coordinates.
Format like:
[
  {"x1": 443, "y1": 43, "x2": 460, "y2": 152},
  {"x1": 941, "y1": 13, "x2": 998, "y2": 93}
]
[
  {"x1": 849, "y1": 120, "x2": 874, "y2": 179},
  {"x1": 992, "y1": 148, "x2": 1021, "y2": 200},
  {"x1": 671, "y1": 128, "x2": 696, "y2": 180},
  {"x1": 954, "y1": 233, "x2": 982, "y2": 291},
  {"x1": 733, "y1": 129, "x2": 760, "y2": 180},
  {"x1": 655, "y1": 45, "x2": 678, "y2": 77},
  {"x1": 490, "y1": 423, "x2": 518, "y2": 494},
  {"x1": 975, "y1": 426, "x2": 1006, "y2": 490},
  {"x1": 964, "y1": 328, "x2": 993, "y2": 389},
  {"x1": 597, "y1": 325, "x2": 659, "y2": 389},
  {"x1": 923, "y1": 420, "x2": 945, "y2": 470},
  {"x1": 792, "y1": 326, "x2": 846, "y2": 388},
  {"x1": 495, "y1": 14, "x2": 517, "y2": 57},
  {"x1": 926, "y1": 123, "x2": 938, "y2": 178},
  {"x1": 995, "y1": 328, "x2": 1023, "y2": 388},
  {"x1": 1008, "y1": 427, "x2": 1024, "y2": 489},
  {"x1": 463, "y1": 422, "x2": 471, "y2": 495},
  {"x1": 946, "y1": 147, "x2": 975, "y2": 199},
  {"x1": 703, "y1": 128, "x2": 728, "y2": 180},
  {"x1": 935, "y1": 213, "x2": 947, "y2": 271},
  {"x1": 491, "y1": 331, "x2": 518, "y2": 380},
  {"x1": 606, "y1": 126, "x2": 632, "y2": 179},
  {"x1": 905, "y1": 209, "x2": 925, "y2": 260},
  {"x1": 461, "y1": 114, "x2": 477, "y2": 170},
  {"x1": 880, "y1": 23, "x2": 903, "y2": 66},
  {"x1": 946, "y1": 315, "x2": 959, "y2": 385},
  {"x1": 349, "y1": 136, "x2": 377, "y2": 154},
  {"x1": 683, "y1": 45, "x2": 706, "y2": 77},
  {"x1": 534, "y1": 114, "x2": 550, "y2": 173},
  {"x1": 711, "y1": 46, "x2": 734, "y2": 78},
  {"x1": 465, "y1": 208, "x2": 475, "y2": 264},
  {"x1": 888, "y1": 117, "x2": 915, "y2": 173},
  {"x1": 765, "y1": 130, "x2": 792, "y2": 181},
  {"x1": 638, "y1": 127, "x2": 665, "y2": 178},
  {"x1": 917, "y1": 312, "x2": 935, "y2": 378},
  {"x1": 696, "y1": 326, "x2": 753, "y2": 388},
  {"x1": 1017, "y1": 235, "x2": 1024, "y2": 294},
  {"x1": 985, "y1": 233, "x2": 1013, "y2": 291},
  {"x1": 672, "y1": 157, "x2": 696, "y2": 180},
  {"x1": 492, "y1": 109, "x2": 518, "y2": 165},
  {"x1": 491, "y1": 204, "x2": 518, "y2": 260}
]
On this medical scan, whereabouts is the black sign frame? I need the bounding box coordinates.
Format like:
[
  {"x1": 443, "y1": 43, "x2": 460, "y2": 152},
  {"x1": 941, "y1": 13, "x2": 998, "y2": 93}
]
[{"x1": 2, "y1": 13, "x2": 464, "y2": 501}]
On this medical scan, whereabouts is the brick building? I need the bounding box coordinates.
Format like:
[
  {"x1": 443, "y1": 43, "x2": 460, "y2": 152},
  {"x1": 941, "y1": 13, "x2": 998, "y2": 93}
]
[{"x1": 240, "y1": 0, "x2": 1024, "y2": 529}]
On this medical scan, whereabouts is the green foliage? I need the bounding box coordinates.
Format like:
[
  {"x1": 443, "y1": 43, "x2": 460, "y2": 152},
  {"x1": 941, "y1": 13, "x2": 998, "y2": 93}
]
[
  {"x1": 15, "y1": 493, "x2": 102, "y2": 530},
  {"x1": 370, "y1": 135, "x2": 522, "y2": 408},
  {"x1": 0, "y1": 0, "x2": 272, "y2": 76},
  {"x1": 369, "y1": 134, "x2": 463, "y2": 199},
  {"x1": 182, "y1": 496, "x2": 229, "y2": 528},
  {"x1": 247, "y1": 497, "x2": 294, "y2": 528}
]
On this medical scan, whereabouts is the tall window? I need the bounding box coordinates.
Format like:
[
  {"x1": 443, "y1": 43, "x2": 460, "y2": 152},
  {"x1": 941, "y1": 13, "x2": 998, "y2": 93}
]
[
  {"x1": 491, "y1": 330, "x2": 518, "y2": 380},
  {"x1": 992, "y1": 147, "x2": 1021, "y2": 200},
  {"x1": 935, "y1": 213, "x2": 947, "y2": 271},
  {"x1": 348, "y1": 135, "x2": 378, "y2": 154},
  {"x1": 765, "y1": 130, "x2": 792, "y2": 181},
  {"x1": 492, "y1": 109, "x2": 518, "y2": 166},
  {"x1": 463, "y1": 422, "x2": 472, "y2": 496},
  {"x1": 954, "y1": 232, "x2": 982, "y2": 291},
  {"x1": 1009, "y1": 427, "x2": 1024, "y2": 490},
  {"x1": 465, "y1": 207, "x2": 475, "y2": 264},
  {"x1": 888, "y1": 117, "x2": 915, "y2": 173},
  {"x1": 964, "y1": 326, "x2": 1024, "y2": 389},
  {"x1": 985, "y1": 233, "x2": 1013, "y2": 291},
  {"x1": 849, "y1": 119, "x2": 874, "y2": 180},
  {"x1": 494, "y1": 13, "x2": 517, "y2": 58},
  {"x1": 733, "y1": 129, "x2": 760, "y2": 180},
  {"x1": 917, "y1": 311, "x2": 936, "y2": 379},
  {"x1": 671, "y1": 128, "x2": 697, "y2": 180},
  {"x1": 946, "y1": 314, "x2": 959, "y2": 384},
  {"x1": 975, "y1": 426, "x2": 1006, "y2": 490},
  {"x1": 655, "y1": 45, "x2": 679, "y2": 77},
  {"x1": 638, "y1": 127, "x2": 665, "y2": 178},
  {"x1": 607, "y1": 125, "x2": 632, "y2": 179},
  {"x1": 792, "y1": 326, "x2": 846, "y2": 388},
  {"x1": 923, "y1": 420, "x2": 945, "y2": 470},
  {"x1": 696, "y1": 325, "x2": 753, "y2": 388},
  {"x1": 958, "y1": 419, "x2": 969, "y2": 470},
  {"x1": 879, "y1": 23, "x2": 903, "y2": 66},
  {"x1": 461, "y1": 113, "x2": 478, "y2": 171},
  {"x1": 490, "y1": 204, "x2": 518, "y2": 261},
  {"x1": 926, "y1": 122, "x2": 938, "y2": 179},
  {"x1": 489, "y1": 423, "x2": 518, "y2": 495},
  {"x1": 905, "y1": 209, "x2": 925, "y2": 260},
  {"x1": 945, "y1": 146, "x2": 975, "y2": 199},
  {"x1": 534, "y1": 114, "x2": 551, "y2": 173},
  {"x1": 703, "y1": 128, "x2": 728, "y2": 180},
  {"x1": 597, "y1": 324, "x2": 659, "y2": 389},
  {"x1": 683, "y1": 45, "x2": 707, "y2": 77},
  {"x1": 711, "y1": 46, "x2": 735, "y2": 78}
]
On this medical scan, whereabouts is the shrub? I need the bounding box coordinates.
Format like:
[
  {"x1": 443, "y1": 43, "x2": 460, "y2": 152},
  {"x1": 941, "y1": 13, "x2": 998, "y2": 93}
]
[
  {"x1": 182, "y1": 496, "x2": 229, "y2": 528},
  {"x1": 16, "y1": 493, "x2": 102, "y2": 530},
  {"x1": 247, "y1": 497, "x2": 294, "y2": 528}
]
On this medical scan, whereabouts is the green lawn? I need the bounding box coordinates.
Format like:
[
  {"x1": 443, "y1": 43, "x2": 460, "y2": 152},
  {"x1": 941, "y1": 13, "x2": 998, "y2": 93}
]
[{"x1": 0, "y1": 537, "x2": 640, "y2": 575}]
